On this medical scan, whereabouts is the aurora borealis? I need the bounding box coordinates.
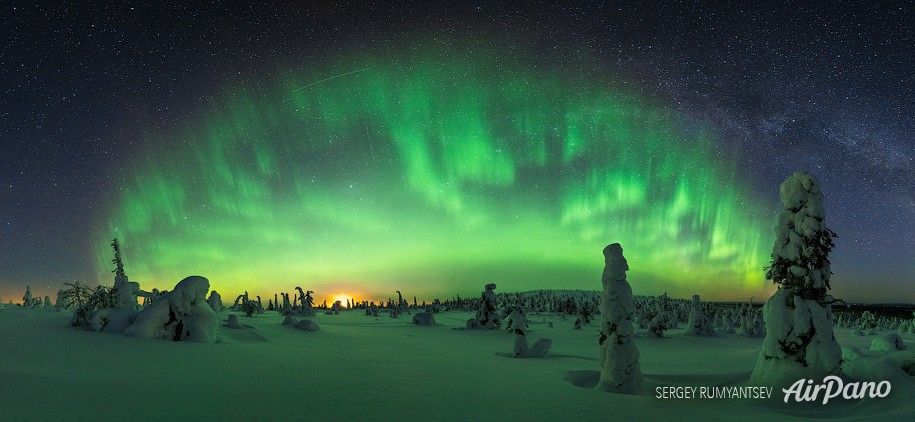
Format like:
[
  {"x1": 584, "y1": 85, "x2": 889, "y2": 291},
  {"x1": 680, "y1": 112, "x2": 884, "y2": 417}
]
[
  {"x1": 95, "y1": 44, "x2": 770, "y2": 303},
  {"x1": 3, "y1": 2, "x2": 913, "y2": 304}
]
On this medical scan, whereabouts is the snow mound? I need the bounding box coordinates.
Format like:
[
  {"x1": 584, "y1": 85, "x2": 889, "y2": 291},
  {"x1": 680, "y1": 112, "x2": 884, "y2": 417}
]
[
  {"x1": 90, "y1": 307, "x2": 139, "y2": 334},
  {"x1": 123, "y1": 276, "x2": 219, "y2": 343},
  {"x1": 226, "y1": 314, "x2": 243, "y2": 329},
  {"x1": 412, "y1": 312, "x2": 436, "y2": 325},
  {"x1": 871, "y1": 333, "x2": 907, "y2": 352},
  {"x1": 293, "y1": 319, "x2": 320, "y2": 331}
]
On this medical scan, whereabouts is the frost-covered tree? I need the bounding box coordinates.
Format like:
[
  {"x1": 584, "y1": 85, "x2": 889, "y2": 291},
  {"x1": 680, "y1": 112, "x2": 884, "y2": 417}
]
[
  {"x1": 207, "y1": 290, "x2": 222, "y2": 315},
  {"x1": 466, "y1": 283, "x2": 501, "y2": 329},
  {"x1": 750, "y1": 171, "x2": 842, "y2": 387},
  {"x1": 54, "y1": 289, "x2": 72, "y2": 311},
  {"x1": 61, "y1": 281, "x2": 92, "y2": 325},
  {"x1": 506, "y1": 308, "x2": 551, "y2": 358},
  {"x1": 740, "y1": 310, "x2": 766, "y2": 338},
  {"x1": 109, "y1": 239, "x2": 140, "y2": 309},
  {"x1": 23, "y1": 285, "x2": 33, "y2": 307},
  {"x1": 764, "y1": 173, "x2": 837, "y2": 299},
  {"x1": 855, "y1": 311, "x2": 877, "y2": 335},
  {"x1": 292, "y1": 287, "x2": 316, "y2": 316},
  {"x1": 124, "y1": 276, "x2": 219, "y2": 342},
  {"x1": 597, "y1": 243, "x2": 643, "y2": 394},
  {"x1": 683, "y1": 295, "x2": 714, "y2": 336}
]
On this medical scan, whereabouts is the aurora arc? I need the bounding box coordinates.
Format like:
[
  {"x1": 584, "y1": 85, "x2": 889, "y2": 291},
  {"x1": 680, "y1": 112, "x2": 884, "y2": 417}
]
[{"x1": 97, "y1": 47, "x2": 772, "y2": 304}]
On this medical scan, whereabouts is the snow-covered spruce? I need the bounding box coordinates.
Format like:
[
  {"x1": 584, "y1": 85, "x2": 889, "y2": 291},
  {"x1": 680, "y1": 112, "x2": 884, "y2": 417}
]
[
  {"x1": 645, "y1": 311, "x2": 671, "y2": 337},
  {"x1": 683, "y1": 295, "x2": 714, "y2": 336},
  {"x1": 207, "y1": 290, "x2": 222, "y2": 315},
  {"x1": 88, "y1": 238, "x2": 142, "y2": 333},
  {"x1": 123, "y1": 276, "x2": 219, "y2": 343},
  {"x1": 855, "y1": 311, "x2": 878, "y2": 335},
  {"x1": 506, "y1": 308, "x2": 551, "y2": 358},
  {"x1": 466, "y1": 283, "x2": 501, "y2": 329},
  {"x1": 23, "y1": 285, "x2": 33, "y2": 307},
  {"x1": 109, "y1": 238, "x2": 141, "y2": 309},
  {"x1": 740, "y1": 310, "x2": 766, "y2": 338},
  {"x1": 55, "y1": 289, "x2": 71, "y2": 311},
  {"x1": 597, "y1": 243, "x2": 643, "y2": 394},
  {"x1": 295, "y1": 287, "x2": 316, "y2": 317},
  {"x1": 749, "y1": 171, "x2": 843, "y2": 387}
]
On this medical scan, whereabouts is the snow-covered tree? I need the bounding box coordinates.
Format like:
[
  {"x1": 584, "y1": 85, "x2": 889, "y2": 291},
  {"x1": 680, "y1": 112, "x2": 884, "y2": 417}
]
[
  {"x1": 597, "y1": 243, "x2": 643, "y2": 394},
  {"x1": 750, "y1": 171, "x2": 842, "y2": 387},
  {"x1": 740, "y1": 311, "x2": 766, "y2": 338},
  {"x1": 109, "y1": 239, "x2": 140, "y2": 309},
  {"x1": 855, "y1": 311, "x2": 877, "y2": 335},
  {"x1": 54, "y1": 289, "x2": 72, "y2": 311},
  {"x1": 466, "y1": 283, "x2": 501, "y2": 329},
  {"x1": 124, "y1": 276, "x2": 219, "y2": 343},
  {"x1": 207, "y1": 290, "x2": 222, "y2": 315},
  {"x1": 506, "y1": 308, "x2": 551, "y2": 358},
  {"x1": 22, "y1": 285, "x2": 33, "y2": 307},
  {"x1": 683, "y1": 295, "x2": 714, "y2": 336},
  {"x1": 764, "y1": 173, "x2": 837, "y2": 298},
  {"x1": 61, "y1": 281, "x2": 94, "y2": 325}
]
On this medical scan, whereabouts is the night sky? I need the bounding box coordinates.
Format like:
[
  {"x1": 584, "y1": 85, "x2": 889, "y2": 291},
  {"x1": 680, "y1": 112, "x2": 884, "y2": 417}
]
[{"x1": 2, "y1": 2, "x2": 913, "y2": 305}]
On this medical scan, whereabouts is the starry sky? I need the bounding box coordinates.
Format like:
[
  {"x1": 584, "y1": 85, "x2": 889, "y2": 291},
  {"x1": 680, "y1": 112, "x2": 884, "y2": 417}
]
[{"x1": 1, "y1": 2, "x2": 913, "y2": 305}]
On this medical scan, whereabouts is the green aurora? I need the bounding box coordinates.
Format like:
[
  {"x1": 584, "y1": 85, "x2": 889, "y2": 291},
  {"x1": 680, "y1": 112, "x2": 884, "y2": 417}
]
[{"x1": 96, "y1": 46, "x2": 773, "y2": 303}]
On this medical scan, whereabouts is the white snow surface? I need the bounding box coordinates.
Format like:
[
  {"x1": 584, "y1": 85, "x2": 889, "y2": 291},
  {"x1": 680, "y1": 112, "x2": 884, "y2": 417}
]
[{"x1": 1, "y1": 306, "x2": 913, "y2": 420}]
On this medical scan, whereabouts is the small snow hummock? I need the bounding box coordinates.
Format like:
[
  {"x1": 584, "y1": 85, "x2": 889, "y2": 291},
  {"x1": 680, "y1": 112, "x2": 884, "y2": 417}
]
[
  {"x1": 596, "y1": 243, "x2": 643, "y2": 394},
  {"x1": 870, "y1": 333, "x2": 907, "y2": 352},
  {"x1": 293, "y1": 319, "x2": 320, "y2": 331},
  {"x1": 412, "y1": 312, "x2": 436, "y2": 325},
  {"x1": 123, "y1": 276, "x2": 219, "y2": 343},
  {"x1": 226, "y1": 314, "x2": 243, "y2": 329}
]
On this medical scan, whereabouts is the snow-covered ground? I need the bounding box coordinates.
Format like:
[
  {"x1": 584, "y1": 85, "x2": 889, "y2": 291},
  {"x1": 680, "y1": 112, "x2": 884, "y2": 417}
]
[{"x1": 1, "y1": 307, "x2": 912, "y2": 421}]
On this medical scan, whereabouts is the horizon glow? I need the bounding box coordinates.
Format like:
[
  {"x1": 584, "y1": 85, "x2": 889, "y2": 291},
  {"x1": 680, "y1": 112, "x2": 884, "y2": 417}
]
[{"x1": 94, "y1": 45, "x2": 773, "y2": 304}]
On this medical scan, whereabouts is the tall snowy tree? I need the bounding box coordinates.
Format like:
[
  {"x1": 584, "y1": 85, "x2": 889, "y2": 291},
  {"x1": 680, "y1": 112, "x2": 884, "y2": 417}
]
[
  {"x1": 109, "y1": 238, "x2": 139, "y2": 309},
  {"x1": 750, "y1": 171, "x2": 842, "y2": 386},
  {"x1": 597, "y1": 243, "x2": 643, "y2": 394},
  {"x1": 111, "y1": 238, "x2": 126, "y2": 280},
  {"x1": 23, "y1": 285, "x2": 33, "y2": 307}
]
